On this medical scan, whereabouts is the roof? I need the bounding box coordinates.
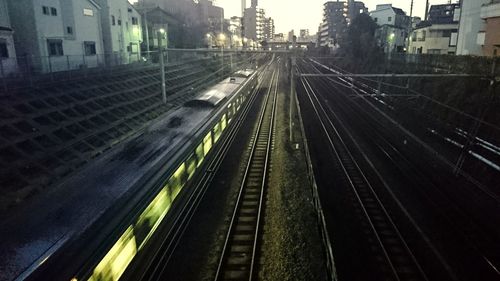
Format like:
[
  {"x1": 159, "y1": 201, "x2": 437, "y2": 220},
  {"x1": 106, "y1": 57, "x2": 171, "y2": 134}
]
[
  {"x1": 392, "y1": 7, "x2": 406, "y2": 16},
  {"x1": 134, "y1": 5, "x2": 182, "y2": 25}
]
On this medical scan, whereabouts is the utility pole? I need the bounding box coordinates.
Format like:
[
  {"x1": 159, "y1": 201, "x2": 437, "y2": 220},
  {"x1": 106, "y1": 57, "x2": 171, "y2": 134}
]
[
  {"x1": 158, "y1": 30, "x2": 167, "y2": 104},
  {"x1": 406, "y1": 0, "x2": 414, "y2": 55},
  {"x1": 290, "y1": 54, "x2": 297, "y2": 143},
  {"x1": 142, "y1": 1, "x2": 150, "y2": 61},
  {"x1": 220, "y1": 7, "x2": 226, "y2": 76},
  {"x1": 425, "y1": 0, "x2": 430, "y2": 21},
  {"x1": 410, "y1": 0, "x2": 414, "y2": 18}
]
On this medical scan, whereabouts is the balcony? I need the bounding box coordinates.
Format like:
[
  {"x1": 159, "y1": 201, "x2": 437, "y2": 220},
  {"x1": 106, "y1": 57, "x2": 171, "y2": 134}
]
[{"x1": 481, "y1": 1, "x2": 500, "y2": 19}]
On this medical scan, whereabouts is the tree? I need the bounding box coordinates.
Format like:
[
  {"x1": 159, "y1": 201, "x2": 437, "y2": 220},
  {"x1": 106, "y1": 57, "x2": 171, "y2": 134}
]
[{"x1": 342, "y1": 13, "x2": 383, "y2": 67}]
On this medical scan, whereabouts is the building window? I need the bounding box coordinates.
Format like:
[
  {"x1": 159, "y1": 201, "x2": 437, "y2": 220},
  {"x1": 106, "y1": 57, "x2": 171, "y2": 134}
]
[
  {"x1": 112, "y1": 15, "x2": 116, "y2": 25},
  {"x1": 0, "y1": 42, "x2": 8, "y2": 58},
  {"x1": 388, "y1": 16, "x2": 392, "y2": 22},
  {"x1": 83, "y1": 8, "x2": 94, "y2": 16},
  {"x1": 118, "y1": 19, "x2": 122, "y2": 26},
  {"x1": 374, "y1": 17, "x2": 377, "y2": 22},
  {"x1": 42, "y1": 6, "x2": 50, "y2": 15},
  {"x1": 47, "y1": 40, "x2": 63, "y2": 56},
  {"x1": 84, "y1": 41, "x2": 96, "y2": 56},
  {"x1": 494, "y1": 49, "x2": 498, "y2": 57},
  {"x1": 67, "y1": 26, "x2": 73, "y2": 34},
  {"x1": 51, "y1": 7, "x2": 57, "y2": 16},
  {"x1": 132, "y1": 17, "x2": 138, "y2": 25}
]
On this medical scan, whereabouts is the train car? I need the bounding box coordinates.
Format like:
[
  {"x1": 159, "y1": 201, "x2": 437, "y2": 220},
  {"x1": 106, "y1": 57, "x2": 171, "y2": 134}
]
[{"x1": 81, "y1": 69, "x2": 258, "y2": 281}]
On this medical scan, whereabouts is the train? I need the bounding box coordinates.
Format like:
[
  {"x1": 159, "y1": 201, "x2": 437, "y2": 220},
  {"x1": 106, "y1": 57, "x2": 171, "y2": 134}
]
[{"x1": 69, "y1": 68, "x2": 260, "y2": 281}]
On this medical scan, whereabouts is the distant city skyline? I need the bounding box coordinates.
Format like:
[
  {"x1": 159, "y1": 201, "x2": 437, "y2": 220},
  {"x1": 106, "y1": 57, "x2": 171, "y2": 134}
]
[
  {"x1": 216, "y1": 0, "x2": 454, "y2": 33},
  {"x1": 129, "y1": 1, "x2": 457, "y2": 34}
]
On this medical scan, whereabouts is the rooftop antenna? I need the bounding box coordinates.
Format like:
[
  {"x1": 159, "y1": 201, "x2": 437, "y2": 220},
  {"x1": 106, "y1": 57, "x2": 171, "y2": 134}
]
[{"x1": 410, "y1": 0, "x2": 414, "y2": 18}]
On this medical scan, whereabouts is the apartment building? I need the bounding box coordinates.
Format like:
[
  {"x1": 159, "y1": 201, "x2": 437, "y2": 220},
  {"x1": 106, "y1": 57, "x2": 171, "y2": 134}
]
[
  {"x1": 7, "y1": 0, "x2": 104, "y2": 72},
  {"x1": 370, "y1": 4, "x2": 411, "y2": 54},
  {"x1": 263, "y1": 17, "x2": 275, "y2": 41},
  {"x1": 479, "y1": 0, "x2": 500, "y2": 56},
  {"x1": 318, "y1": 1, "x2": 367, "y2": 47},
  {"x1": 0, "y1": 0, "x2": 17, "y2": 75},
  {"x1": 243, "y1": 6, "x2": 265, "y2": 41},
  {"x1": 97, "y1": 0, "x2": 142, "y2": 64}
]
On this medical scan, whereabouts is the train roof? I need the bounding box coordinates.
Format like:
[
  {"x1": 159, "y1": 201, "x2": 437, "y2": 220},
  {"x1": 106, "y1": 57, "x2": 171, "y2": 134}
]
[
  {"x1": 184, "y1": 75, "x2": 248, "y2": 108},
  {"x1": 233, "y1": 69, "x2": 255, "y2": 78},
  {"x1": 184, "y1": 88, "x2": 227, "y2": 108}
]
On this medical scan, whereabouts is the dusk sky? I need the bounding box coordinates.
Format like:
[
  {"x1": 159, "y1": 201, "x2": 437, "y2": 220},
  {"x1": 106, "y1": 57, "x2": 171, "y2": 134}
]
[
  {"x1": 129, "y1": 1, "x2": 456, "y2": 34},
  {"x1": 216, "y1": 0, "x2": 454, "y2": 33}
]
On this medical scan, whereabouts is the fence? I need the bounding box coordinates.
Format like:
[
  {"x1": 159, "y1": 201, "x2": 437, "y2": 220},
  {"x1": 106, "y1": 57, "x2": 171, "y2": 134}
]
[
  {"x1": 0, "y1": 49, "x2": 260, "y2": 93},
  {"x1": 388, "y1": 53, "x2": 500, "y2": 76}
]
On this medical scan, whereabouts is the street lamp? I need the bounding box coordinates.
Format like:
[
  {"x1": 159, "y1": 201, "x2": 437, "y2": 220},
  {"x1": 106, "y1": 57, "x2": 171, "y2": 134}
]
[
  {"x1": 388, "y1": 32, "x2": 396, "y2": 59},
  {"x1": 219, "y1": 33, "x2": 226, "y2": 45}
]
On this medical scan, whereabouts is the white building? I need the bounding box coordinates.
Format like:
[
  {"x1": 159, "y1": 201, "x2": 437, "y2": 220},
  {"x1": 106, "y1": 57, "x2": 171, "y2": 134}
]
[
  {"x1": 97, "y1": 0, "x2": 142, "y2": 64},
  {"x1": 0, "y1": 0, "x2": 17, "y2": 75},
  {"x1": 409, "y1": 22, "x2": 459, "y2": 55},
  {"x1": 456, "y1": 0, "x2": 489, "y2": 56},
  {"x1": 370, "y1": 4, "x2": 411, "y2": 54},
  {"x1": 7, "y1": 0, "x2": 104, "y2": 73}
]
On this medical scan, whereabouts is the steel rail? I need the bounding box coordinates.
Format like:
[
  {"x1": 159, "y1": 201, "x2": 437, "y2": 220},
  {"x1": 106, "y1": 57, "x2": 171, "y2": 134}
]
[
  {"x1": 299, "y1": 73, "x2": 487, "y2": 78},
  {"x1": 214, "y1": 60, "x2": 279, "y2": 281},
  {"x1": 310, "y1": 60, "x2": 500, "y2": 279},
  {"x1": 308, "y1": 59, "x2": 500, "y2": 204},
  {"x1": 133, "y1": 61, "x2": 275, "y2": 281},
  {"x1": 298, "y1": 63, "x2": 428, "y2": 281}
]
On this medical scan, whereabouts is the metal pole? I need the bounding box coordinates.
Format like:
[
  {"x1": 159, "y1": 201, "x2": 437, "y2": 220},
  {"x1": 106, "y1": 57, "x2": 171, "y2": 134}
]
[
  {"x1": 377, "y1": 78, "x2": 382, "y2": 95},
  {"x1": 0, "y1": 58, "x2": 7, "y2": 92},
  {"x1": 158, "y1": 31, "x2": 167, "y2": 104},
  {"x1": 290, "y1": 55, "x2": 296, "y2": 143},
  {"x1": 27, "y1": 56, "x2": 33, "y2": 87},
  {"x1": 48, "y1": 56, "x2": 54, "y2": 81},
  {"x1": 230, "y1": 53, "x2": 233, "y2": 72},
  {"x1": 144, "y1": 10, "x2": 150, "y2": 61},
  {"x1": 454, "y1": 60, "x2": 497, "y2": 175},
  {"x1": 160, "y1": 50, "x2": 166, "y2": 104}
]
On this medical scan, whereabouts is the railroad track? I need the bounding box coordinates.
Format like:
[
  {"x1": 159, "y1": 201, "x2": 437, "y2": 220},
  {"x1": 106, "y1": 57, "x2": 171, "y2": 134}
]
[
  {"x1": 298, "y1": 63, "x2": 428, "y2": 281},
  {"x1": 214, "y1": 63, "x2": 279, "y2": 281},
  {"x1": 304, "y1": 59, "x2": 500, "y2": 280}
]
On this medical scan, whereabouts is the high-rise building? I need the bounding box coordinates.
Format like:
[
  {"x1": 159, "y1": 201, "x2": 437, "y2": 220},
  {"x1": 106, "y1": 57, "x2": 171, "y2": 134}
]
[
  {"x1": 241, "y1": 0, "x2": 246, "y2": 16},
  {"x1": 251, "y1": 0, "x2": 258, "y2": 8},
  {"x1": 230, "y1": 16, "x2": 243, "y2": 37},
  {"x1": 263, "y1": 17, "x2": 275, "y2": 41},
  {"x1": 318, "y1": 1, "x2": 367, "y2": 47},
  {"x1": 243, "y1": 6, "x2": 265, "y2": 41},
  {"x1": 300, "y1": 29, "x2": 310, "y2": 38}
]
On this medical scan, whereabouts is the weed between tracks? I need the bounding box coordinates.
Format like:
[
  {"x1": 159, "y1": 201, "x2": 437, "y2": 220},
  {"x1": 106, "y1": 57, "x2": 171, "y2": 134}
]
[{"x1": 259, "y1": 80, "x2": 327, "y2": 281}]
